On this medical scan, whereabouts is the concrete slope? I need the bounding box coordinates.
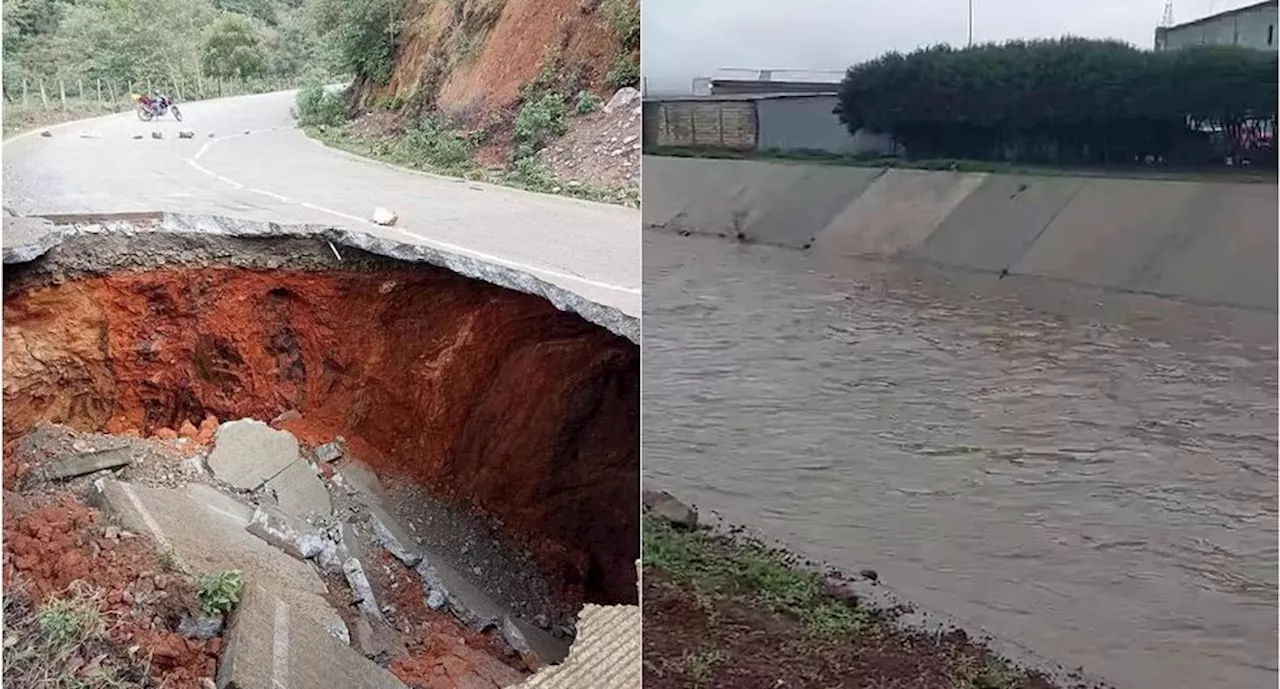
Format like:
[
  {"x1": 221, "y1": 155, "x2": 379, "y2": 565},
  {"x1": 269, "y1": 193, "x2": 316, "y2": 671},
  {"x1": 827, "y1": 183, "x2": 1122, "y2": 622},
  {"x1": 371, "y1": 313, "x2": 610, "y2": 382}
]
[
  {"x1": 1015, "y1": 178, "x2": 1278, "y2": 310},
  {"x1": 2, "y1": 91, "x2": 638, "y2": 316},
  {"x1": 640, "y1": 155, "x2": 882, "y2": 247},
  {"x1": 911, "y1": 174, "x2": 1085, "y2": 272},
  {"x1": 813, "y1": 168, "x2": 986, "y2": 258},
  {"x1": 644, "y1": 156, "x2": 1277, "y2": 311}
]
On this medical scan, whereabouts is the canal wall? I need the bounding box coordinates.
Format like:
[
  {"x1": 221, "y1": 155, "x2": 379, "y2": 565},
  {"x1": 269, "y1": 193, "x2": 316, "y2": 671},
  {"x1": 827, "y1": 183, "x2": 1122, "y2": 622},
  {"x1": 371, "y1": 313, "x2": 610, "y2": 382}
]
[{"x1": 642, "y1": 156, "x2": 1278, "y2": 311}]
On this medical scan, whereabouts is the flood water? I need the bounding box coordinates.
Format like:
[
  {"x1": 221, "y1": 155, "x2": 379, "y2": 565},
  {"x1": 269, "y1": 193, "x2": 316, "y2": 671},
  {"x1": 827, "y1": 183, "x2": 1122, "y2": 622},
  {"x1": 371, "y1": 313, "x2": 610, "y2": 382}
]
[{"x1": 642, "y1": 231, "x2": 1278, "y2": 689}]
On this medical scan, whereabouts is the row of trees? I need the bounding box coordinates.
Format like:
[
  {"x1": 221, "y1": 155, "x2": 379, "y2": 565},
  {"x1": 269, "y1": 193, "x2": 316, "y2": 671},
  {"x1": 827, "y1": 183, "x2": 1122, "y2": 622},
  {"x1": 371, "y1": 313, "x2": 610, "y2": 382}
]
[
  {"x1": 835, "y1": 38, "x2": 1278, "y2": 166},
  {"x1": 2, "y1": 0, "x2": 347, "y2": 101}
]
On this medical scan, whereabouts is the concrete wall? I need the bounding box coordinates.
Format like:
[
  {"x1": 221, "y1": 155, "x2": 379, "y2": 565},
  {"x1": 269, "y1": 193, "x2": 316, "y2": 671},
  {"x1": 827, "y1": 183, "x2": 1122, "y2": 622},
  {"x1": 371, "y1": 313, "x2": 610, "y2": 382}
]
[
  {"x1": 756, "y1": 96, "x2": 895, "y2": 156},
  {"x1": 644, "y1": 95, "x2": 894, "y2": 156},
  {"x1": 642, "y1": 155, "x2": 1279, "y2": 311},
  {"x1": 1156, "y1": 1, "x2": 1278, "y2": 50}
]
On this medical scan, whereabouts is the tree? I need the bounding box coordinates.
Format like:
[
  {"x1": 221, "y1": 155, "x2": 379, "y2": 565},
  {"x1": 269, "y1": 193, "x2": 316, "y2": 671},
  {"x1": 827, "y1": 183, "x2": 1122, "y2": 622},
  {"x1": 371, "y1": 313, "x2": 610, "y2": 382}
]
[{"x1": 201, "y1": 14, "x2": 269, "y2": 80}]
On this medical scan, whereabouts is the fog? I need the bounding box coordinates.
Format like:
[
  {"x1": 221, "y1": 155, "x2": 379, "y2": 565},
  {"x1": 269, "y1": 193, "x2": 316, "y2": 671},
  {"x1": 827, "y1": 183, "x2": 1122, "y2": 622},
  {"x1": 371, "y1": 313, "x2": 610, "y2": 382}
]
[{"x1": 641, "y1": 0, "x2": 1260, "y2": 93}]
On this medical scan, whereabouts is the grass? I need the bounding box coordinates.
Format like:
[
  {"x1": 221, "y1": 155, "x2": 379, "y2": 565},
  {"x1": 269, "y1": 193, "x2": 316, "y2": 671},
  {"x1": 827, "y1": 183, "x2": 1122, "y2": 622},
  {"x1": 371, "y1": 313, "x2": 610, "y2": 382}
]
[
  {"x1": 2, "y1": 100, "x2": 131, "y2": 138},
  {"x1": 308, "y1": 121, "x2": 638, "y2": 207},
  {"x1": 680, "y1": 649, "x2": 722, "y2": 688},
  {"x1": 2, "y1": 582, "x2": 146, "y2": 689},
  {"x1": 645, "y1": 145, "x2": 1280, "y2": 183},
  {"x1": 643, "y1": 516, "x2": 872, "y2": 638}
]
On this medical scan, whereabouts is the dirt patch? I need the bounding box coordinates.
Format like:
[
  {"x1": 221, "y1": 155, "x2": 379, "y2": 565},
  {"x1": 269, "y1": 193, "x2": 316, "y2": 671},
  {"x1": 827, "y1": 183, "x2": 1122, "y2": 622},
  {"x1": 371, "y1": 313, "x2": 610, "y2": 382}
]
[
  {"x1": 2, "y1": 494, "x2": 221, "y2": 688},
  {"x1": 540, "y1": 91, "x2": 640, "y2": 190},
  {"x1": 642, "y1": 517, "x2": 1093, "y2": 689},
  {"x1": 4, "y1": 242, "x2": 639, "y2": 612}
]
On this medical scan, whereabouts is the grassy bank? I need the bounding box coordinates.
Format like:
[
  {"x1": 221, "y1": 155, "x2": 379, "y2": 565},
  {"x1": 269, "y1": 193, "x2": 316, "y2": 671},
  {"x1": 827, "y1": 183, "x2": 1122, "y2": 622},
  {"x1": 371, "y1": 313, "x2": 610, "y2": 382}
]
[
  {"x1": 645, "y1": 146, "x2": 1279, "y2": 184},
  {"x1": 2, "y1": 100, "x2": 130, "y2": 138},
  {"x1": 642, "y1": 515, "x2": 1065, "y2": 689},
  {"x1": 298, "y1": 85, "x2": 638, "y2": 208}
]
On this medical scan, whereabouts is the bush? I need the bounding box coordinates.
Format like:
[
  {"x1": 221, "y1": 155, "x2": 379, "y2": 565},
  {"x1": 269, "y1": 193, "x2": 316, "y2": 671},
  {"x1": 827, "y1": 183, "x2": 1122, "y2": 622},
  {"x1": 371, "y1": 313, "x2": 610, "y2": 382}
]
[
  {"x1": 295, "y1": 82, "x2": 347, "y2": 127},
  {"x1": 606, "y1": 53, "x2": 639, "y2": 89},
  {"x1": 196, "y1": 570, "x2": 245, "y2": 616},
  {"x1": 575, "y1": 90, "x2": 601, "y2": 115},
  {"x1": 836, "y1": 38, "x2": 1278, "y2": 165},
  {"x1": 396, "y1": 115, "x2": 476, "y2": 171},
  {"x1": 514, "y1": 92, "x2": 568, "y2": 153},
  {"x1": 602, "y1": 0, "x2": 639, "y2": 51}
]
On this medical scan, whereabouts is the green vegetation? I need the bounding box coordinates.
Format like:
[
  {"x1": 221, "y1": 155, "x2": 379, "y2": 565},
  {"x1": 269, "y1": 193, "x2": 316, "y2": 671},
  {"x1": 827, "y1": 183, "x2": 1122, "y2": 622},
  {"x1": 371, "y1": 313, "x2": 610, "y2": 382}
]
[
  {"x1": 680, "y1": 649, "x2": 722, "y2": 688},
  {"x1": 311, "y1": 0, "x2": 402, "y2": 84},
  {"x1": 837, "y1": 38, "x2": 1278, "y2": 166},
  {"x1": 574, "y1": 90, "x2": 602, "y2": 115},
  {"x1": 195, "y1": 569, "x2": 245, "y2": 616},
  {"x1": 2, "y1": 0, "x2": 338, "y2": 95},
  {"x1": 3, "y1": 583, "x2": 144, "y2": 689},
  {"x1": 294, "y1": 81, "x2": 348, "y2": 127},
  {"x1": 643, "y1": 516, "x2": 871, "y2": 637},
  {"x1": 513, "y1": 92, "x2": 569, "y2": 156},
  {"x1": 601, "y1": 0, "x2": 638, "y2": 88}
]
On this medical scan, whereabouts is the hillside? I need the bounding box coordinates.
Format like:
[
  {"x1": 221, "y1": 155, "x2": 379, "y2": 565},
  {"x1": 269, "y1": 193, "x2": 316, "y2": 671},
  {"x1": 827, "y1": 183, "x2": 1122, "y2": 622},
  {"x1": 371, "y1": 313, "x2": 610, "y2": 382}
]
[{"x1": 300, "y1": 0, "x2": 640, "y2": 205}]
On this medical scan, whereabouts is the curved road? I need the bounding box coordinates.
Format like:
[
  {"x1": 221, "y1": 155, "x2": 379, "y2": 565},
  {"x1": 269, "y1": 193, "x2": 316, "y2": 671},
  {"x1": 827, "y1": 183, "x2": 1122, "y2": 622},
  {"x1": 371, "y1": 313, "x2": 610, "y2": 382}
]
[{"x1": 2, "y1": 90, "x2": 640, "y2": 315}]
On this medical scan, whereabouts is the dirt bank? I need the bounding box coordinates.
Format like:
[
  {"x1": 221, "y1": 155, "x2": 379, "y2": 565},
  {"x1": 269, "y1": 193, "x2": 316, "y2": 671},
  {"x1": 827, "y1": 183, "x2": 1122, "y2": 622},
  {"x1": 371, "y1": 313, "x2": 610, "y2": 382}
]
[{"x1": 3, "y1": 232, "x2": 640, "y2": 610}]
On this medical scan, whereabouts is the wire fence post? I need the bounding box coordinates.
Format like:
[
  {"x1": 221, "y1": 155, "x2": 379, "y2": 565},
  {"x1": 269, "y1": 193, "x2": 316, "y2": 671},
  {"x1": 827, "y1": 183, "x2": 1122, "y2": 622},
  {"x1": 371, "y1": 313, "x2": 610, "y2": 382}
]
[
  {"x1": 77, "y1": 78, "x2": 84, "y2": 99},
  {"x1": 59, "y1": 79, "x2": 67, "y2": 110},
  {"x1": 39, "y1": 79, "x2": 49, "y2": 109},
  {"x1": 22, "y1": 79, "x2": 29, "y2": 107},
  {"x1": 97, "y1": 78, "x2": 103, "y2": 103},
  {"x1": 108, "y1": 80, "x2": 118, "y2": 104}
]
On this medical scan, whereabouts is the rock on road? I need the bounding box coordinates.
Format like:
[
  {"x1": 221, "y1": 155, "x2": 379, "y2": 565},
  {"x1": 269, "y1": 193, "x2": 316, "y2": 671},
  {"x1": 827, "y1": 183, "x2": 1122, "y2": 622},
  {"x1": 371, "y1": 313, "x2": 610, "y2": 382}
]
[{"x1": 1, "y1": 90, "x2": 640, "y2": 315}]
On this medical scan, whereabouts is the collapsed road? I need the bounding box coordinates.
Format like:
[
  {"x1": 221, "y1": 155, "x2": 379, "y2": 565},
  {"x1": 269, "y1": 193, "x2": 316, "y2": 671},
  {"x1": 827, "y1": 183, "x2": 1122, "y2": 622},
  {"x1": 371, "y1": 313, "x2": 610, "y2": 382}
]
[
  {"x1": 1, "y1": 90, "x2": 640, "y2": 315},
  {"x1": 2, "y1": 216, "x2": 640, "y2": 689}
]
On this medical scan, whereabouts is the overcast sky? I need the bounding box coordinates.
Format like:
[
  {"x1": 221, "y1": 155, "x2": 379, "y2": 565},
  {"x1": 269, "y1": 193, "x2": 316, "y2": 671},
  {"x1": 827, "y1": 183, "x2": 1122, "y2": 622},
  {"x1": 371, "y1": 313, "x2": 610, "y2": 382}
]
[{"x1": 642, "y1": 0, "x2": 1260, "y2": 93}]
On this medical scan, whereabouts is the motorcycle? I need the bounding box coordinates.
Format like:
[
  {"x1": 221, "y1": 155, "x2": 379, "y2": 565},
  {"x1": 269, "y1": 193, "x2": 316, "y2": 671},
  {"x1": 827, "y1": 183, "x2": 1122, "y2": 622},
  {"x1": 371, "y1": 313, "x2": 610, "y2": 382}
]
[{"x1": 135, "y1": 94, "x2": 183, "y2": 122}]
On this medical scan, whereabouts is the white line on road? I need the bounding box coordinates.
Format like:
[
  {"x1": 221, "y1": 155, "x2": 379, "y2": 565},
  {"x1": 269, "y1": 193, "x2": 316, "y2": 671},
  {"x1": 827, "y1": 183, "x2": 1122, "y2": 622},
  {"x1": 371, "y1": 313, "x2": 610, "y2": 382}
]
[
  {"x1": 272, "y1": 598, "x2": 290, "y2": 688},
  {"x1": 188, "y1": 129, "x2": 640, "y2": 296}
]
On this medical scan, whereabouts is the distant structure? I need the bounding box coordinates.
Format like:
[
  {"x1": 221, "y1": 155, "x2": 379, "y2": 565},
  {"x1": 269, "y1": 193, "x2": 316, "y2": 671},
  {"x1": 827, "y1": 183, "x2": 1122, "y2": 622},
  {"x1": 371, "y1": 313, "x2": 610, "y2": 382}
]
[
  {"x1": 706, "y1": 68, "x2": 844, "y2": 96},
  {"x1": 1154, "y1": 0, "x2": 1278, "y2": 50}
]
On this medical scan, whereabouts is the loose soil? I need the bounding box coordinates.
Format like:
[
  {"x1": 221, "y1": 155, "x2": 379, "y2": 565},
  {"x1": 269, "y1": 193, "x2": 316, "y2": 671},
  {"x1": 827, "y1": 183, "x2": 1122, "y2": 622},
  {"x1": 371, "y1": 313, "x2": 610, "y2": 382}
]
[
  {"x1": 4, "y1": 246, "x2": 639, "y2": 611},
  {"x1": 539, "y1": 92, "x2": 641, "y2": 191},
  {"x1": 642, "y1": 518, "x2": 1091, "y2": 689},
  {"x1": 2, "y1": 493, "x2": 221, "y2": 689}
]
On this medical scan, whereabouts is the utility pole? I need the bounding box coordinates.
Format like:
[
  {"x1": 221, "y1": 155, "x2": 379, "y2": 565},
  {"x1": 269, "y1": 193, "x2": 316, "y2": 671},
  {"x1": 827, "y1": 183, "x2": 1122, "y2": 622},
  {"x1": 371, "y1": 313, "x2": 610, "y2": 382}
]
[{"x1": 968, "y1": 0, "x2": 974, "y2": 46}]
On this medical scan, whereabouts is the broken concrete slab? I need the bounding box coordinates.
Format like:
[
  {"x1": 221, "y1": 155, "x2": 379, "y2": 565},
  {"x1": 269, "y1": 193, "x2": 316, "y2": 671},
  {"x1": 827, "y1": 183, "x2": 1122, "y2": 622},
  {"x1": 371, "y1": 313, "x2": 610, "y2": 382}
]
[
  {"x1": 42, "y1": 447, "x2": 132, "y2": 480},
  {"x1": 516, "y1": 604, "x2": 640, "y2": 688},
  {"x1": 91, "y1": 479, "x2": 346, "y2": 642},
  {"x1": 342, "y1": 557, "x2": 386, "y2": 623},
  {"x1": 314, "y1": 437, "x2": 345, "y2": 463},
  {"x1": 208, "y1": 419, "x2": 298, "y2": 491},
  {"x1": 216, "y1": 584, "x2": 408, "y2": 689},
  {"x1": 367, "y1": 505, "x2": 421, "y2": 567},
  {"x1": 245, "y1": 504, "x2": 325, "y2": 561},
  {"x1": 264, "y1": 460, "x2": 331, "y2": 519},
  {"x1": 643, "y1": 490, "x2": 698, "y2": 530}
]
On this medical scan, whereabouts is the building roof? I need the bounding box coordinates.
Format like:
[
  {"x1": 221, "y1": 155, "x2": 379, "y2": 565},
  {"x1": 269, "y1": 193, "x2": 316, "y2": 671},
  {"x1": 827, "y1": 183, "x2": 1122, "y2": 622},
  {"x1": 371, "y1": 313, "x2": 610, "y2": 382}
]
[
  {"x1": 643, "y1": 92, "x2": 838, "y2": 103},
  {"x1": 1165, "y1": 0, "x2": 1277, "y2": 32},
  {"x1": 710, "y1": 67, "x2": 845, "y2": 85}
]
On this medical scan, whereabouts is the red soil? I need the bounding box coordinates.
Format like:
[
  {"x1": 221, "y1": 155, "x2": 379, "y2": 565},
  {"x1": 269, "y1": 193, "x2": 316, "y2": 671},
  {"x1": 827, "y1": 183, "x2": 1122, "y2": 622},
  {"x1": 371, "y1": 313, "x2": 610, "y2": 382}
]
[
  {"x1": 359, "y1": 0, "x2": 623, "y2": 122},
  {"x1": 3, "y1": 495, "x2": 221, "y2": 688},
  {"x1": 3, "y1": 266, "x2": 639, "y2": 608}
]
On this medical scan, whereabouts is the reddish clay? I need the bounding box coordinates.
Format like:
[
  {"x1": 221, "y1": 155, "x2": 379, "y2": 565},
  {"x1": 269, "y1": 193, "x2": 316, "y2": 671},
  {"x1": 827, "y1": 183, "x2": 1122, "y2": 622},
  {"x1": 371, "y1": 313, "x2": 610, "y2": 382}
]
[
  {"x1": 3, "y1": 495, "x2": 221, "y2": 688},
  {"x1": 3, "y1": 267, "x2": 639, "y2": 607}
]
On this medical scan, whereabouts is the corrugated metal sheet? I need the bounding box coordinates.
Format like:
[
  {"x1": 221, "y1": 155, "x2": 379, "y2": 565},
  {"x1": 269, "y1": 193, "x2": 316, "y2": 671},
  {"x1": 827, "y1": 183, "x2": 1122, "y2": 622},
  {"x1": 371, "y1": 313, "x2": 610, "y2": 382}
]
[
  {"x1": 643, "y1": 100, "x2": 758, "y2": 150},
  {"x1": 513, "y1": 604, "x2": 640, "y2": 688}
]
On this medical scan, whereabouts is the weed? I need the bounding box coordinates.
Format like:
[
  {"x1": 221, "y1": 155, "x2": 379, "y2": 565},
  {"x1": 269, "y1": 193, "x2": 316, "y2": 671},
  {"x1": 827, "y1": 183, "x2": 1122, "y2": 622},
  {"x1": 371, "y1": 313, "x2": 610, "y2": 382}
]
[
  {"x1": 575, "y1": 90, "x2": 601, "y2": 115},
  {"x1": 514, "y1": 92, "x2": 568, "y2": 154},
  {"x1": 605, "y1": 53, "x2": 639, "y2": 89},
  {"x1": 156, "y1": 546, "x2": 179, "y2": 572},
  {"x1": 643, "y1": 517, "x2": 870, "y2": 637},
  {"x1": 680, "y1": 649, "x2": 721, "y2": 688},
  {"x1": 602, "y1": 0, "x2": 639, "y2": 50},
  {"x1": 195, "y1": 570, "x2": 245, "y2": 616},
  {"x1": 4, "y1": 583, "x2": 144, "y2": 689},
  {"x1": 376, "y1": 94, "x2": 406, "y2": 111},
  {"x1": 294, "y1": 82, "x2": 348, "y2": 127},
  {"x1": 36, "y1": 589, "x2": 106, "y2": 652}
]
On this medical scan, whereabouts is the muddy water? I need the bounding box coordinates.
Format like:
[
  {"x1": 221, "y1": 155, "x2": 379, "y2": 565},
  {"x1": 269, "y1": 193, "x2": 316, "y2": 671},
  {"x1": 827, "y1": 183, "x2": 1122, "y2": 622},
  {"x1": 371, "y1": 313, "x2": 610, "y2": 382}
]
[{"x1": 642, "y1": 232, "x2": 1278, "y2": 689}]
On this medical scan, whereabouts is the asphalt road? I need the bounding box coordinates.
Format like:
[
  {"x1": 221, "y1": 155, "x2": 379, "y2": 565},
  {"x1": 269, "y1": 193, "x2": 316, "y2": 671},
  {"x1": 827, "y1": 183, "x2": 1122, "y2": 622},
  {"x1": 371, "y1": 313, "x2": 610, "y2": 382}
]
[{"x1": 2, "y1": 90, "x2": 640, "y2": 315}]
